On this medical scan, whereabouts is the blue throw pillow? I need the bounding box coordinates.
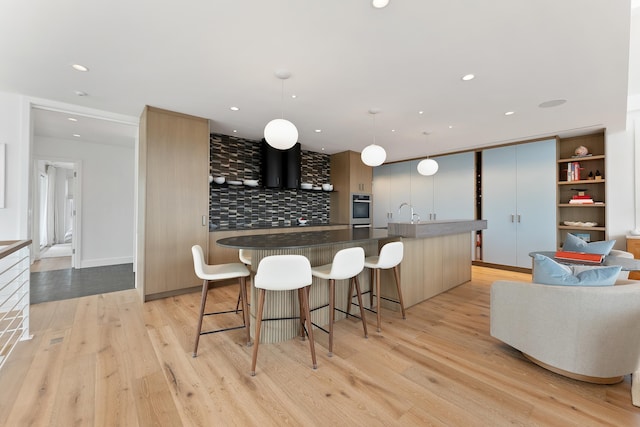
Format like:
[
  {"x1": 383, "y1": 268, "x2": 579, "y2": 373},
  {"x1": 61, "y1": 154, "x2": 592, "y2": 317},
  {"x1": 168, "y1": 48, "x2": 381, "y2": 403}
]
[
  {"x1": 563, "y1": 233, "x2": 615, "y2": 256},
  {"x1": 532, "y1": 254, "x2": 621, "y2": 286}
]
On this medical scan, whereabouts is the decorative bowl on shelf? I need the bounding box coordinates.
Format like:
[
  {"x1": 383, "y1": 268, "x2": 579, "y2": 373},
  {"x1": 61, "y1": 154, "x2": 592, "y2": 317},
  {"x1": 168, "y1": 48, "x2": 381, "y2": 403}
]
[
  {"x1": 212, "y1": 176, "x2": 225, "y2": 184},
  {"x1": 322, "y1": 183, "x2": 333, "y2": 191},
  {"x1": 312, "y1": 186, "x2": 322, "y2": 190},
  {"x1": 227, "y1": 180, "x2": 243, "y2": 186},
  {"x1": 243, "y1": 179, "x2": 259, "y2": 187},
  {"x1": 563, "y1": 221, "x2": 597, "y2": 227},
  {"x1": 300, "y1": 183, "x2": 313, "y2": 190},
  {"x1": 297, "y1": 218, "x2": 308, "y2": 225}
]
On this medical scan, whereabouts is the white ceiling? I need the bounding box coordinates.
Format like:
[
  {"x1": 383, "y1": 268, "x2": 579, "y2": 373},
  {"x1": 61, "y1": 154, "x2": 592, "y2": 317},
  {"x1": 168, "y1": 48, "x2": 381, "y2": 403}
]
[{"x1": 1, "y1": 1, "x2": 635, "y2": 162}]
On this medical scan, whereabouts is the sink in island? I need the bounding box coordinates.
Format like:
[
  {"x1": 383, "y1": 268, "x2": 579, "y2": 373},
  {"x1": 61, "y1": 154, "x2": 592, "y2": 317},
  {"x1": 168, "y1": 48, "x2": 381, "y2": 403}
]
[{"x1": 214, "y1": 219, "x2": 486, "y2": 343}]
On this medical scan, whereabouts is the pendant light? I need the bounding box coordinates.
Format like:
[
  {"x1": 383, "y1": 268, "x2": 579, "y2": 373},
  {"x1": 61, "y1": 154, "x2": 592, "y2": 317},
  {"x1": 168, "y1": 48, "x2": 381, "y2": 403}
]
[
  {"x1": 361, "y1": 109, "x2": 387, "y2": 167},
  {"x1": 417, "y1": 132, "x2": 439, "y2": 176},
  {"x1": 264, "y1": 69, "x2": 298, "y2": 150}
]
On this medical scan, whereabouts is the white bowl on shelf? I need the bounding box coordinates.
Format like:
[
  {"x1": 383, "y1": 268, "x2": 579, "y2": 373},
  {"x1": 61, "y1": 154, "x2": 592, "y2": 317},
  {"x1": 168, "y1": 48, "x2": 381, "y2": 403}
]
[
  {"x1": 227, "y1": 180, "x2": 243, "y2": 186},
  {"x1": 243, "y1": 179, "x2": 259, "y2": 187},
  {"x1": 322, "y1": 183, "x2": 333, "y2": 191},
  {"x1": 297, "y1": 218, "x2": 308, "y2": 225},
  {"x1": 300, "y1": 183, "x2": 313, "y2": 190},
  {"x1": 212, "y1": 176, "x2": 225, "y2": 184}
]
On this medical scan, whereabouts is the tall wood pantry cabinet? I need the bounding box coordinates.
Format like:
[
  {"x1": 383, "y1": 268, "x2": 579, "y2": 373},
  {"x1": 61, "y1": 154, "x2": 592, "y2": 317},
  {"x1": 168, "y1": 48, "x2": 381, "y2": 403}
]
[
  {"x1": 481, "y1": 139, "x2": 557, "y2": 269},
  {"x1": 137, "y1": 106, "x2": 210, "y2": 301},
  {"x1": 330, "y1": 151, "x2": 373, "y2": 224}
]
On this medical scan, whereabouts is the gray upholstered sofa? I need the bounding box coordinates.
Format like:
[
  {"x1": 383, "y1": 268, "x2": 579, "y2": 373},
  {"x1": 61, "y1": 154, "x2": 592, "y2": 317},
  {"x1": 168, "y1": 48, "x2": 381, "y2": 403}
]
[{"x1": 490, "y1": 280, "x2": 640, "y2": 387}]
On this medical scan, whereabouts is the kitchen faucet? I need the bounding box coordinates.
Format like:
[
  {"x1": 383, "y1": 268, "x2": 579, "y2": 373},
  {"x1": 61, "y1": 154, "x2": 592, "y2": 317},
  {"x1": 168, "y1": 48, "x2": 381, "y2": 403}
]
[{"x1": 398, "y1": 202, "x2": 418, "y2": 224}]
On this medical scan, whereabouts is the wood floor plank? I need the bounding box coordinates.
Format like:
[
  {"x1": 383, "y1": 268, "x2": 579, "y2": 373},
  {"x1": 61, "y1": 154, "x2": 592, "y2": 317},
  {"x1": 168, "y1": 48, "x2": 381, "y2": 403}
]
[
  {"x1": 49, "y1": 353, "x2": 96, "y2": 427},
  {"x1": 1, "y1": 266, "x2": 639, "y2": 426}
]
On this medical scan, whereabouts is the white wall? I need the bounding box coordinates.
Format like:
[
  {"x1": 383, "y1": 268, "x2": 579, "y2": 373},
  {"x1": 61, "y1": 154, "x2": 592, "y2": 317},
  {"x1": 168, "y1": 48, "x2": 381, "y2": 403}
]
[
  {"x1": 0, "y1": 92, "x2": 29, "y2": 240},
  {"x1": 606, "y1": 95, "x2": 640, "y2": 249},
  {"x1": 34, "y1": 136, "x2": 135, "y2": 267}
]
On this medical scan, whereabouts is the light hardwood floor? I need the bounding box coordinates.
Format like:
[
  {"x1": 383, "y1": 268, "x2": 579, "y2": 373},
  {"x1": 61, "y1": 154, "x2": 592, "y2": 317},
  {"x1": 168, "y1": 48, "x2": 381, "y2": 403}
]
[{"x1": 1, "y1": 267, "x2": 638, "y2": 426}]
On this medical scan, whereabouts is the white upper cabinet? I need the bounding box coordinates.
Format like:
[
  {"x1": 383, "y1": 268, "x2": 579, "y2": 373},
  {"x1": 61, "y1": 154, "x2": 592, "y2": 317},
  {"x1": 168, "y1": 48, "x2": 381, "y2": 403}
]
[
  {"x1": 481, "y1": 139, "x2": 556, "y2": 268},
  {"x1": 373, "y1": 152, "x2": 475, "y2": 227}
]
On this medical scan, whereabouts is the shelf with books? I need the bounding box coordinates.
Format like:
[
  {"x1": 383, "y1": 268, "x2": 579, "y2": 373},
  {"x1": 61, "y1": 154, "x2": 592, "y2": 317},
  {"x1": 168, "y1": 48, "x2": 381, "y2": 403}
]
[{"x1": 556, "y1": 131, "x2": 606, "y2": 248}]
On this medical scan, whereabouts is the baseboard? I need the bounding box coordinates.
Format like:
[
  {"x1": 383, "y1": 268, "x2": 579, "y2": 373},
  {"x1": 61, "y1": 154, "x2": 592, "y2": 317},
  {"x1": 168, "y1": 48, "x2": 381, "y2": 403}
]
[{"x1": 79, "y1": 256, "x2": 134, "y2": 268}]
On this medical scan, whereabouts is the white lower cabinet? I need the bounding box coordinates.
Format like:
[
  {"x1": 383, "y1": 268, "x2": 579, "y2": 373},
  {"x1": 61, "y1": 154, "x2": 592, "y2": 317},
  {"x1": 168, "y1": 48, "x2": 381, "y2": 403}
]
[{"x1": 481, "y1": 139, "x2": 556, "y2": 268}]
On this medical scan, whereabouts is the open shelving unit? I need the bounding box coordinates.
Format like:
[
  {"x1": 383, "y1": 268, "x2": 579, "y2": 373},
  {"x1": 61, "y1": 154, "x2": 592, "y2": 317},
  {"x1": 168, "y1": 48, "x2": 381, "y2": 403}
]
[{"x1": 556, "y1": 131, "x2": 606, "y2": 248}]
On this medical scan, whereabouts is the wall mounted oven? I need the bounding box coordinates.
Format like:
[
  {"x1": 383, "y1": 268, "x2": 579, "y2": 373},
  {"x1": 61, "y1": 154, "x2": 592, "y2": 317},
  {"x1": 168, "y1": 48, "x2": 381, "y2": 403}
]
[{"x1": 350, "y1": 193, "x2": 372, "y2": 227}]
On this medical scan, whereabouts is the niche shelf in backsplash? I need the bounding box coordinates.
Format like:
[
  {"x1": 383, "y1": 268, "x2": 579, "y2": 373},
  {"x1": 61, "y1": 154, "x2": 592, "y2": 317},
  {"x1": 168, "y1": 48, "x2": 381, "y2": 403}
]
[{"x1": 209, "y1": 133, "x2": 331, "y2": 229}]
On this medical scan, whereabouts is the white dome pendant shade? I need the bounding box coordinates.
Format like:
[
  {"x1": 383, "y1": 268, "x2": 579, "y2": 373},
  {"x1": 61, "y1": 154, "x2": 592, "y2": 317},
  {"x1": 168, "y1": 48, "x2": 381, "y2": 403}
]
[
  {"x1": 264, "y1": 118, "x2": 298, "y2": 150},
  {"x1": 264, "y1": 69, "x2": 298, "y2": 150},
  {"x1": 361, "y1": 108, "x2": 386, "y2": 167},
  {"x1": 417, "y1": 158, "x2": 439, "y2": 176},
  {"x1": 361, "y1": 144, "x2": 387, "y2": 166}
]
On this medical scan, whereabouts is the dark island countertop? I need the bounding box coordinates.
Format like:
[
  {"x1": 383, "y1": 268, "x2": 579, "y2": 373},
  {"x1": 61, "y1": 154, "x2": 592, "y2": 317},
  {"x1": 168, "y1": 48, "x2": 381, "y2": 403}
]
[{"x1": 217, "y1": 227, "x2": 389, "y2": 250}]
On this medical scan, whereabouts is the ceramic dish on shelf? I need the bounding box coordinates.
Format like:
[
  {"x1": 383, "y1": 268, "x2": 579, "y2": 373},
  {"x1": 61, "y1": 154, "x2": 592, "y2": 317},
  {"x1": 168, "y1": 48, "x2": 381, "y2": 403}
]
[
  {"x1": 212, "y1": 176, "x2": 225, "y2": 184},
  {"x1": 312, "y1": 186, "x2": 322, "y2": 190},
  {"x1": 243, "y1": 179, "x2": 259, "y2": 187},
  {"x1": 227, "y1": 180, "x2": 243, "y2": 186},
  {"x1": 563, "y1": 221, "x2": 597, "y2": 227},
  {"x1": 300, "y1": 183, "x2": 313, "y2": 190}
]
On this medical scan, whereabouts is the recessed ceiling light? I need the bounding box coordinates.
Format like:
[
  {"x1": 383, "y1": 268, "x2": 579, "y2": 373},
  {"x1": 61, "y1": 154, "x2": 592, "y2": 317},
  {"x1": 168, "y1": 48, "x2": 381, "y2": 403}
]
[
  {"x1": 72, "y1": 134, "x2": 81, "y2": 137},
  {"x1": 72, "y1": 64, "x2": 89, "y2": 72},
  {"x1": 461, "y1": 74, "x2": 475, "y2": 81},
  {"x1": 538, "y1": 99, "x2": 567, "y2": 108},
  {"x1": 230, "y1": 106, "x2": 239, "y2": 111},
  {"x1": 448, "y1": 125, "x2": 454, "y2": 129},
  {"x1": 291, "y1": 94, "x2": 297, "y2": 99},
  {"x1": 233, "y1": 129, "x2": 238, "y2": 133},
  {"x1": 372, "y1": 0, "x2": 389, "y2": 8},
  {"x1": 74, "y1": 90, "x2": 88, "y2": 96},
  {"x1": 418, "y1": 111, "x2": 424, "y2": 115},
  {"x1": 315, "y1": 129, "x2": 322, "y2": 133},
  {"x1": 391, "y1": 129, "x2": 396, "y2": 132},
  {"x1": 67, "y1": 117, "x2": 78, "y2": 122},
  {"x1": 504, "y1": 111, "x2": 515, "y2": 116}
]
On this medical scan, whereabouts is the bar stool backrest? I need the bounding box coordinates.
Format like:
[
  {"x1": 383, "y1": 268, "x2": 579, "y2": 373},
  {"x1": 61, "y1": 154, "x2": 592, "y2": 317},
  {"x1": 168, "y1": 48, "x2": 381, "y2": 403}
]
[
  {"x1": 329, "y1": 247, "x2": 365, "y2": 280},
  {"x1": 191, "y1": 245, "x2": 207, "y2": 279},
  {"x1": 255, "y1": 255, "x2": 312, "y2": 291},
  {"x1": 377, "y1": 241, "x2": 404, "y2": 269}
]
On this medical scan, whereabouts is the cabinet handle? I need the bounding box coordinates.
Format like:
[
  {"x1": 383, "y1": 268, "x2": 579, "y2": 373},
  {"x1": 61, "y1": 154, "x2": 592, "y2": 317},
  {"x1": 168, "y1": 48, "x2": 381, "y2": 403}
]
[
  {"x1": 202, "y1": 215, "x2": 207, "y2": 226},
  {"x1": 511, "y1": 214, "x2": 515, "y2": 223},
  {"x1": 517, "y1": 214, "x2": 521, "y2": 223},
  {"x1": 433, "y1": 213, "x2": 436, "y2": 220}
]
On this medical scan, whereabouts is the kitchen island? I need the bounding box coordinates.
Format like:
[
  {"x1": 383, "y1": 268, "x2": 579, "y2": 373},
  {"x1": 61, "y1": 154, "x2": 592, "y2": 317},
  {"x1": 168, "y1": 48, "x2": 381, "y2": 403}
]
[{"x1": 215, "y1": 219, "x2": 486, "y2": 343}]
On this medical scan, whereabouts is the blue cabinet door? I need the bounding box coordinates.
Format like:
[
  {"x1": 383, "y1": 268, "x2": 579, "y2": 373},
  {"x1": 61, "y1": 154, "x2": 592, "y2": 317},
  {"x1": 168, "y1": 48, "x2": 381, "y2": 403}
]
[{"x1": 482, "y1": 139, "x2": 556, "y2": 268}]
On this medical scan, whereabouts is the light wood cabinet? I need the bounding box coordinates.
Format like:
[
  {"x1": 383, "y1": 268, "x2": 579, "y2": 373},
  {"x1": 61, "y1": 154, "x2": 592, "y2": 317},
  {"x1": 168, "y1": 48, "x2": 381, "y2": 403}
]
[
  {"x1": 626, "y1": 237, "x2": 640, "y2": 280},
  {"x1": 137, "y1": 106, "x2": 210, "y2": 301},
  {"x1": 330, "y1": 151, "x2": 373, "y2": 224},
  {"x1": 556, "y1": 132, "x2": 606, "y2": 247}
]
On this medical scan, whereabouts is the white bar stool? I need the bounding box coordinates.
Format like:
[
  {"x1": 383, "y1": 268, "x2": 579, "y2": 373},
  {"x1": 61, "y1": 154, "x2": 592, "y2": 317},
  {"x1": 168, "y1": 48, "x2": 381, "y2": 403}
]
[
  {"x1": 362, "y1": 241, "x2": 406, "y2": 332},
  {"x1": 311, "y1": 247, "x2": 368, "y2": 356},
  {"x1": 236, "y1": 249, "x2": 253, "y2": 311},
  {"x1": 251, "y1": 254, "x2": 318, "y2": 376},
  {"x1": 191, "y1": 245, "x2": 251, "y2": 357}
]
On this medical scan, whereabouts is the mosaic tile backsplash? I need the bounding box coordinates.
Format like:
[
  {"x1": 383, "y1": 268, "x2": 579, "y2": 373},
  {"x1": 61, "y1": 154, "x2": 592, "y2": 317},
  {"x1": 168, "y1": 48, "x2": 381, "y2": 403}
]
[{"x1": 210, "y1": 133, "x2": 331, "y2": 229}]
